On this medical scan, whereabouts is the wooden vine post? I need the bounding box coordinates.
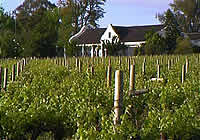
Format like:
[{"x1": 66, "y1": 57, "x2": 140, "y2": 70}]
[
  {"x1": 79, "y1": 60, "x2": 82, "y2": 72},
  {"x1": 0, "y1": 67, "x2": 2, "y2": 90},
  {"x1": 129, "y1": 64, "x2": 136, "y2": 93},
  {"x1": 171, "y1": 59, "x2": 173, "y2": 67},
  {"x1": 17, "y1": 62, "x2": 20, "y2": 77},
  {"x1": 185, "y1": 58, "x2": 189, "y2": 74},
  {"x1": 157, "y1": 59, "x2": 159, "y2": 65},
  {"x1": 114, "y1": 70, "x2": 123, "y2": 126},
  {"x1": 20, "y1": 61, "x2": 24, "y2": 72},
  {"x1": 167, "y1": 59, "x2": 170, "y2": 70},
  {"x1": 128, "y1": 58, "x2": 131, "y2": 72},
  {"x1": 119, "y1": 57, "x2": 121, "y2": 68},
  {"x1": 107, "y1": 66, "x2": 112, "y2": 88},
  {"x1": 108, "y1": 58, "x2": 111, "y2": 66},
  {"x1": 23, "y1": 58, "x2": 26, "y2": 66},
  {"x1": 181, "y1": 64, "x2": 185, "y2": 84},
  {"x1": 3, "y1": 68, "x2": 8, "y2": 91},
  {"x1": 160, "y1": 133, "x2": 168, "y2": 140},
  {"x1": 142, "y1": 61, "x2": 145, "y2": 75},
  {"x1": 76, "y1": 58, "x2": 79, "y2": 69},
  {"x1": 91, "y1": 66, "x2": 94, "y2": 75},
  {"x1": 157, "y1": 64, "x2": 160, "y2": 79},
  {"x1": 12, "y1": 64, "x2": 16, "y2": 82}
]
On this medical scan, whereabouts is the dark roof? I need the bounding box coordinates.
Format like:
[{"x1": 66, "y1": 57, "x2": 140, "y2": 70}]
[
  {"x1": 72, "y1": 28, "x2": 106, "y2": 44},
  {"x1": 71, "y1": 24, "x2": 164, "y2": 44},
  {"x1": 187, "y1": 33, "x2": 200, "y2": 40},
  {"x1": 112, "y1": 25, "x2": 164, "y2": 42}
]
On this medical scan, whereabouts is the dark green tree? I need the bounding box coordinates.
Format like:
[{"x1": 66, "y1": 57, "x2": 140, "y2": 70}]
[
  {"x1": 143, "y1": 29, "x2": 167, "y2": 55},
  {"x1": 56, "y1": 0, "x2": 106, "y2": 56},
  {"x1": 15, "y1": 0, "x2": 58, "y2": 57},
  {"x1": 56, "y1": 2, "x2": 75, "y2": 57},
  {"x1": 64, "y1": 0, "x2": 106, "y2": 33},
  {"x1": 170, "y1": 0, "x2": 200, "y2": 32},
  {"x1": 174, "y1": 36, "x2": 193, "y2": 54},
  {"x1": 158, "y1": 0, "x2": 200, "y2": 33},
  {"x1": 0, "y1": 7, "x2": 21, "y2": 58},
  {"x1": 164, "y1": 9, "x2": 181, "y2": 53}
]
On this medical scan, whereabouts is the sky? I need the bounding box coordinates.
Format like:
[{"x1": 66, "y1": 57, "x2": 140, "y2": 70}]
[{"x1": 1, "y1": 0, "x2": 173, "y2": 27}]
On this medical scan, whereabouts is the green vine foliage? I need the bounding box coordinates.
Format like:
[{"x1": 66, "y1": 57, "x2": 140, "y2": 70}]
[{"x1": 0, "y1": 55, "x2": 199, "y2": 139}]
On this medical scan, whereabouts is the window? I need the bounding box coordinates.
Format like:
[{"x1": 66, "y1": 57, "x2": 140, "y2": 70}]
[{"x1": 108, "y1": 32, "x2": 111, "y2": 38}]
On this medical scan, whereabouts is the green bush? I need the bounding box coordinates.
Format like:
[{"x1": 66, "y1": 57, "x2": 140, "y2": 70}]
[{"x1": 174, "y1": 37, "x2": 193, "y2": 54}]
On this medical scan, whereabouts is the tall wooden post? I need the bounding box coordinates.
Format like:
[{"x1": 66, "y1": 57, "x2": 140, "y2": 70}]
[
  {"x1": 181, "y1": 64, "x2": 185, "y2": 84},
  {"x1": 142, "y1": 62, "x2": 145, "y2": 75},
  {"x1": 157, "y1": 64, "x2": 160, "y2": 79},
  {"x1": 91, "y1": 66, "x2": 94, "y2": 75},
  {"x1": 76, "y1": 58, "x2": 79, "y2": 69},
  {"x1": 3, "y1": 68, "x2": 8, "y2": 91},
  {"x1": 119, "y1": 57, "x2": 121, "y2": 68},
  {"x1": 185, "y1": 59, "x2": 189, "y2": 74},
  {"x1": 157, "y1": 59, "x2": 159, "y2": 65},
  {"x1": 160, "y1": 133, "x2": 167, "y2": 140},
  {"x1": 107, "y1": 66, "x2": 112, "y2": 88},
  {"x1": 79, "y1": 60, "x2": 82, "y2": 72},
  {"x1": 109, "y1": 58, "x2": 111, "y2": 66},
  {"x1": 167, "y1": 59, "x2": 170, "y2": 70},
  {"x1": 0, "y1": 67, "x2": 2, "y2": 90},
  {"x1": 17, "y1": 62, "x2": 20, "y2": 77},
  {"x1": 114, "y1": 70, "x2": 123, "y2": 125},
  {"x1": 129, "y1": 64, "x2": 136, "y2": 92},
  {"x1": 20, "y1": 61, "x2": 24, "y2": 72},
  {"x1": 128, "y1": 58, "x2": 131, "y2": 72},
  {"x1": 12, "y1": 64, "x2": 16, "y2": 82}
]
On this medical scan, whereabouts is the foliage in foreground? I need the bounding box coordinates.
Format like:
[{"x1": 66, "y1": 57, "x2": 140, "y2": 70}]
[{"x1": 0, "y1": 55, "x2": 199, "y2": 139}]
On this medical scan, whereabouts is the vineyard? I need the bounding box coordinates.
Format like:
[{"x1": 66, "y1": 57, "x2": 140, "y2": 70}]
[{"x1": 0, "y1": 54, "x2": 199, "y2": 140}]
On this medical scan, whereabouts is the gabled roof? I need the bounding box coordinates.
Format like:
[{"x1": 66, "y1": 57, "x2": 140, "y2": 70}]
[
  {"x1": 70, "y1": 24, "x2": 164, "y2": 45},
  {"x1": 187, "y1": 33, "x2": 200, "y2": 40},
  {"x1": 112, "y1": 25, "x2": 164, "y2": 42},
  {"x1": 71, "y1": 27, "x2": 106, "y2": 44}
]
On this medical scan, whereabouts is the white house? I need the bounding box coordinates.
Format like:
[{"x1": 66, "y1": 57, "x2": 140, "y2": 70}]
[
  {"x1": 69, "y1": 24, "x2": 200, "y2": 57},
  {"x1": 186, "y1": 33, "x2": 200, "y2": 46},
  {"x1": 69, "y1": 24, "x2": 162, "y2": 56}
]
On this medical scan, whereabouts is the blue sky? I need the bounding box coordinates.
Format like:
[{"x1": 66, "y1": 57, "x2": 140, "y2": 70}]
[{"x1": 1, "y1": 0, "x2": 173, "y2": 27}]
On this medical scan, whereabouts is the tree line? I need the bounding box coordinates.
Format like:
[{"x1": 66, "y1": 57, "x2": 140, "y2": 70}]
[
  {"x1": 1, "y1": 0, "x2": 200, "y2": 58},
  {"x1": 137, "y1": 0, "x2": 200, "y2": 55},
  {"x1": 0, "y1": 0, "x2": 106, "y2": 58}
]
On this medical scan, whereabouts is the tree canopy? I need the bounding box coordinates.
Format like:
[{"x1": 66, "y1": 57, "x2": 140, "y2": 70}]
[
  {"x1": 61, "y1": 0, "x2": 106, "y2": 33},
  {"x1": 164, "y1": 9, "x2": 181, "y2": 53},
  {"x1": 158, "y1": 0, "x2": 200, "y2": 33},
  {"x1": 15, "y1": 0, "x2": 58, "y2": 57},
  {"x1": 0, "y1": 7, "x2": 21, "y2": 58}
]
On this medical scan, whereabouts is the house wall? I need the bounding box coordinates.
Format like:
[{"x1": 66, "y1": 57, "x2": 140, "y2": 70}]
[
  {"x1": 101, "y1": 24, "x2": 119, "y2": 43},
  {"x1": 191, "y1": 40, "x2": 200, "y2": 46},
  {"x1": 124, "y1": 41, "x2": 145, "y2": 47}
]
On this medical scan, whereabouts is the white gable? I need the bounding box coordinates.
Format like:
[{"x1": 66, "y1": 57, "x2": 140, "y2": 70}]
[{"x1": 101, "y1": 24, "x2": 119, "y2": 43}]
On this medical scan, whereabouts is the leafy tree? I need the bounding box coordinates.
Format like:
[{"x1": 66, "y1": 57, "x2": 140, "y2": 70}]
[
  {"x1": 56, "y1": 0, "x2": 106, "y2": 56},
  {"x1": 163, "y1": 9, "x2": 181, "y2": 53},
  {"x1": 0, "y1": 31, "x2": 21, "y2": 58},
  {"x1": 144, "y1": 30, "x2": 166, "y2": 55},
  {"x1": 170, "y1": 0, "x2": 200, "y2": 32},
  {"x1": 63, "y1": 0, "x2": 106, "y2": 33},
  {"x1": 15, "y1": 0, "x2": 58, "y2": 57},
  {"x1": 174, "y1": 36, "x2": 193, "y2": 54},
  {"x1": 158, "y1": 0, "x2": 200, "y2": 33},
  {"x1": 103, "y1": 36, "x2": 127, "y2": 56},
  {"x1": 56, "y1": 2, "x2": 74, "y2": 57},
  {"x1": 64, "y1": 42, "x2": 81, "y2": 56},
  {"x1": 0, "y1": 7, "x2": 21, "y2": 58}
]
